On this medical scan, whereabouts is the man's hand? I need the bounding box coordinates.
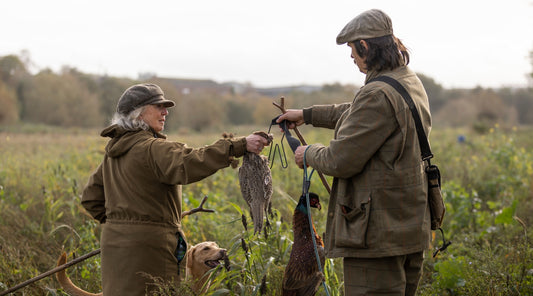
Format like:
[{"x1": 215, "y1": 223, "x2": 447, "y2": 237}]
[
  {"x1": 276, "y1": 109, "x2": 304, "y2": 129},
  {"x1": 294, "y1": 145, "x2": 309, "y2": 168}
]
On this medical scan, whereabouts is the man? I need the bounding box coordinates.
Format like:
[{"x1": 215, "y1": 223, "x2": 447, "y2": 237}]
[{"x1": 278, "y1": 9, "x2": 432, "y2": 295}]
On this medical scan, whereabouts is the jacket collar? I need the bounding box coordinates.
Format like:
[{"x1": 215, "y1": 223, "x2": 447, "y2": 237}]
[
  {"x1": 364, "y1": 65, "x2": 409, "y2": 86},
  {"x1": 100, "y1": 124, "x2": 167, "y2": 158}
]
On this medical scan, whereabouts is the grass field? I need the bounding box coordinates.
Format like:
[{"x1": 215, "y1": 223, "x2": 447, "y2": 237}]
[{"x1": 0, "y1": 124, "x2": 532, "y2": 295}]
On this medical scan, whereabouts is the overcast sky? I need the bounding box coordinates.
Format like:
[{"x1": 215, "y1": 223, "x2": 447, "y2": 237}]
[{"x1": 2, "y1": 0, "x2": 532, "y2": 89}]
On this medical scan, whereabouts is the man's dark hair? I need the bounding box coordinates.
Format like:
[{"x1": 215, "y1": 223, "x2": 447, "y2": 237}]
[{"x1": 353, "y1": 35, "x2": 410, "y2": 71}]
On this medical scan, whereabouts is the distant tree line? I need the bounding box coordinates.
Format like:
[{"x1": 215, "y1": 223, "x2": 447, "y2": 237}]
[{"x1": 1, "y1": 52, "x2": 532, "y2": 132}]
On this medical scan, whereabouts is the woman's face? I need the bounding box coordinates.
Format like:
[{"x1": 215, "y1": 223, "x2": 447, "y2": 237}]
[
  {"x1": 348, "y1": 41, "x2": 368, "y2": 74},
  {"x1": 139, "y1": 104, "x2": 169, "y2": 132}
]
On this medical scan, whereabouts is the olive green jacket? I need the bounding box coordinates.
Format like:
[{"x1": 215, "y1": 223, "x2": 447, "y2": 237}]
[
  {"x1": 81, "y1": 125, "x2": 247, "y2": 295},
  {"x1": 304, "y1": 66, "x2": 432, "y2": 258},
  {"x1": 82, "y1": 125, "x2": 247, "y2": 227}
]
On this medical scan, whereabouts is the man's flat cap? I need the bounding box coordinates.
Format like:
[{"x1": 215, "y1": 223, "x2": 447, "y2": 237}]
[{"x1": 336, "y1": 9, "x2": 393, "y2": 45}]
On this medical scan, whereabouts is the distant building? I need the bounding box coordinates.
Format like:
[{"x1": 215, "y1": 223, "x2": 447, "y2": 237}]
[
  {"x1": 150, "y1": 76, "x2": 323, "y2": 97},
  {"x1": 254, "y1": 85, "x2": 322, "y2": 97},
  {"x1": 154, "y1": 77, "x2": 233, "y2": 95}
]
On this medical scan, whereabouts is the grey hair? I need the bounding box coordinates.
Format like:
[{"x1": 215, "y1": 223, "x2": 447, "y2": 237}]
[{"x1": 111, "y1": 106, "x2": 149, "y2": 131}]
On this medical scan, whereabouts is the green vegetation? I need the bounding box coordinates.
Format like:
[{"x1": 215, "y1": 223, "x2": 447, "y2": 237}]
[
  {"x1": 1, "y1": 51, "x2": 532, "y2": 295},
  {"x1": 0, "y1": 124, "x2": 532, "y2": 295}
]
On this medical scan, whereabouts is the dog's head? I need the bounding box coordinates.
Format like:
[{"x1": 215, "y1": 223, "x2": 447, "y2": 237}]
[{"x1": 185, "y1": 241, "x2": 227, "y2": 279}]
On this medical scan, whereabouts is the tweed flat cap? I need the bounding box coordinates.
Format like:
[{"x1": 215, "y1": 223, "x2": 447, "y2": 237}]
[
  {"x1": 336, "y1": 9, "x2": 393, "y2": 45},
  {"x1": 117, "y1": 83, "x2": 175, "y2": 115}
]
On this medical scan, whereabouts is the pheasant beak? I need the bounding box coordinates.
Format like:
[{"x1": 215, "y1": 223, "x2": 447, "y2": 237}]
[{"x1": 317, "y1": 203, "x2": 322, "y2": 211}]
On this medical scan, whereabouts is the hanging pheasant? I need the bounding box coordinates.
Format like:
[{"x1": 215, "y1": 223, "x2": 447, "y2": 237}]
[
  {"x1": 282, "y1": 193, "x2": 325, "y2": 296},
  {"x1": 238, "y1": 132, "x2": 273, "y2": 234}
]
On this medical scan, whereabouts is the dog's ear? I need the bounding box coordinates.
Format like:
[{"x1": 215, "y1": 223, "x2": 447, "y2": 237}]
[{"x1": 186, "y1": 247, "x2": 196, "y2": 268}]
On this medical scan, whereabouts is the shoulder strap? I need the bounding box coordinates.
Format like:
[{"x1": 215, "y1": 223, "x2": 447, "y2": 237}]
[{"x1": 368, "y1": 76, "x2": 433, "y2": 161}]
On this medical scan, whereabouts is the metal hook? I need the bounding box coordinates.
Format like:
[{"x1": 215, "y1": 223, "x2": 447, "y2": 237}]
[{"x1": 267, "y1": 128, "x2": 288, "y2": 169}]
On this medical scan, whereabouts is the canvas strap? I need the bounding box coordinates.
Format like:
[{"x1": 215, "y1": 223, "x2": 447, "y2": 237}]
[{"x1": 368, "y1": 76, "x2": 433, "y2": 162}]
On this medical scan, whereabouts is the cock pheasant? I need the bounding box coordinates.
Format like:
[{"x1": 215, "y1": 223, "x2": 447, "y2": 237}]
[{"x1": 282, "y1": 193, "x2": 325, "y2": 296}]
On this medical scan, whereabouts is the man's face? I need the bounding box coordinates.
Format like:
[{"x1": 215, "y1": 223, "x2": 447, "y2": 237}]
[{"x1": 348, "y1": 41, "x2": 367, "y2": 74}]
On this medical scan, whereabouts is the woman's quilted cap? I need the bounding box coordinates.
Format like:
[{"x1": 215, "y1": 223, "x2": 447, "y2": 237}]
[{"x1": 117, "y1": 83, "x2": 175, "y2": 115}]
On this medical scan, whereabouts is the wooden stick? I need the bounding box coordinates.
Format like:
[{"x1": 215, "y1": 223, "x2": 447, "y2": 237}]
[
  {"x1": 272, "y1": 97, "x2": 331, "y2": 194},
  {"x1": 0, "y1": 249, "x2": 101, "y2": 296},
  {"x1": 1, "y1": 197, "x2": 215, "y2": 295},
  {"x1": 181, "y1": 195, "x2": 215, "y2": 217}
]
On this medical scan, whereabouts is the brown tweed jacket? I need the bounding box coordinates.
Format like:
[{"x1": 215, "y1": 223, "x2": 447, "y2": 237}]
[{"x1": 305, "y1": 66, "x2": 432, "y2": 258}]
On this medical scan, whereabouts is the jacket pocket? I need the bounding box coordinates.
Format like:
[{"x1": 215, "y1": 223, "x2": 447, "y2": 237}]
[{"x1": 335, "y1": 194, "x2": 371, "y2": 248}]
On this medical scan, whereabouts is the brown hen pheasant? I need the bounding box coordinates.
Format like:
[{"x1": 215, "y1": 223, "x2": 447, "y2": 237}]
[
  {"x1": 238, "y1": 134, "x2": 273, "y2": 234},
  {"x1": 282, "y1": 193, "x2": 325, "y2": 296}
]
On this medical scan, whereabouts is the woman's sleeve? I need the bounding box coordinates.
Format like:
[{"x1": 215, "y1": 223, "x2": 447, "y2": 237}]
[
  {"x1": 150, "y1": 136, "x2": 247, "y2": 185},
  {"x1": 81, "y1": 163, "x2": 107, "y2": 223}
]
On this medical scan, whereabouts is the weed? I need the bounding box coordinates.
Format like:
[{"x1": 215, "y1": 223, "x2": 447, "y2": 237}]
[{"x1": 1, "y1": 126, "x2": 532, "y2": 295}]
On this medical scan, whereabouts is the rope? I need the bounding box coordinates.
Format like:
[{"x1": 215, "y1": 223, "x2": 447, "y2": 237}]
[{"x1": 303, "y1": 147, "x2": 331, "y2": 296}]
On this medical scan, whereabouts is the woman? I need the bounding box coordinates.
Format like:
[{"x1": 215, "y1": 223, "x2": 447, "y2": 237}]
[
  {"x1": 278, "y1": 9, "x2": 432, "y2": 296},
  {"x1": 81, "y1": 83, "x2": 269, "y2": 295}
]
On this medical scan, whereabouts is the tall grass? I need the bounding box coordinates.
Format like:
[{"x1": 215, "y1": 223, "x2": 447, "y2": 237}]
[{"x1": 0, "y1": 124, "x2": 532, "y2": 295}]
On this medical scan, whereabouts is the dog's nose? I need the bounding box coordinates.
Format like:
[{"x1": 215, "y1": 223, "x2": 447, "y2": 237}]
[{"x1": 220, "y1": 249, "x2": 227, "y2": 256}]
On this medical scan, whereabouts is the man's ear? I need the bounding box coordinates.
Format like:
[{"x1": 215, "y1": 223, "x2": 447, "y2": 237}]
[{"x1": 360, "y1": 39, "x2": 368, "y2": 51}]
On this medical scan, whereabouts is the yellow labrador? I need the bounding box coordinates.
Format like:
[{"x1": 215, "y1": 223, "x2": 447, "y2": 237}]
[
  {"x1": 57, "y1": 241, "x2": 227, "y2": 296},
  {"x1": 185, "y1": 241, "x2": 228, "y2": 294}
]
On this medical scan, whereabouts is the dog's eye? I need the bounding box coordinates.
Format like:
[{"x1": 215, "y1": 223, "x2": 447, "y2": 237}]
[{"x1": 203, "y1": 247, "x2": 211, "y2": 250}]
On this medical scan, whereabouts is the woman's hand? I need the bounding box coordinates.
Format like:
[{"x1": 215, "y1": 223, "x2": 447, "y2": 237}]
[{"x1": 245, "y1": 132, "x2": 271, "y2": 154}]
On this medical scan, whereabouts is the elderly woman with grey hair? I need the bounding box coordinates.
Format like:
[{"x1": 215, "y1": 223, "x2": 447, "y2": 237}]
[{"x1": 81, "y1": 83, "x2": 269, "y2": 295}]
